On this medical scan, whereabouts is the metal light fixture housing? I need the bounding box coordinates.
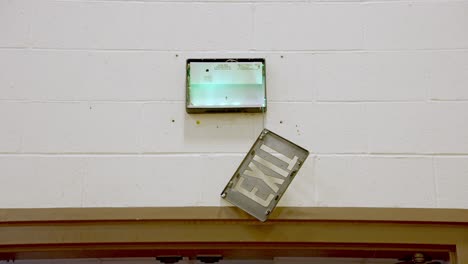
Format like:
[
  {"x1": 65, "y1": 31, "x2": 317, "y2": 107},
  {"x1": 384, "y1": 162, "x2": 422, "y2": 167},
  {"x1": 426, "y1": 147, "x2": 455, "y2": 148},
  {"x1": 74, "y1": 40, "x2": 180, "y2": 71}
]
[{"x1": 186, "y1": 58, "x2": 266, "y2": 113}]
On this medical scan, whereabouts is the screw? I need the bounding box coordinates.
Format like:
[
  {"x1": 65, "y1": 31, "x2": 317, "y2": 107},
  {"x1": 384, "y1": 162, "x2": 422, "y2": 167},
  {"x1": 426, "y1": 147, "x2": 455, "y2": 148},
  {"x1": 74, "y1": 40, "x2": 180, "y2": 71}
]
[
  {"x1": 221, "y1": 193, "x2": 226, "y2": 198},
  {"x1": 265, "y1": 210, "x2": 271, "y2": 215}
]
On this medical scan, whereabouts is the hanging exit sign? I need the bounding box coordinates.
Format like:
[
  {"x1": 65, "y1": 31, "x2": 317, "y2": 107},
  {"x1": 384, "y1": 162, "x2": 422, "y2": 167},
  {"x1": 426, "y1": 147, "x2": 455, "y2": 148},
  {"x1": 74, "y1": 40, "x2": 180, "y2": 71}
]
[
  {"x1": 186, "y1": 58, "x2": 266, "y2": 113},
  {"x1": 221, "y1": 129, "x2": 309, "y2": 222}
]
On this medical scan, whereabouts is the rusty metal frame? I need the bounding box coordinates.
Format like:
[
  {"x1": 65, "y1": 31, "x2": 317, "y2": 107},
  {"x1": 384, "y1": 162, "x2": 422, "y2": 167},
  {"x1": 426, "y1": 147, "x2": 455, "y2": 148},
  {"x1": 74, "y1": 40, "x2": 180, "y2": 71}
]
[{"x1": 1, "y1": 207, "x2": 467, "y2": 263}]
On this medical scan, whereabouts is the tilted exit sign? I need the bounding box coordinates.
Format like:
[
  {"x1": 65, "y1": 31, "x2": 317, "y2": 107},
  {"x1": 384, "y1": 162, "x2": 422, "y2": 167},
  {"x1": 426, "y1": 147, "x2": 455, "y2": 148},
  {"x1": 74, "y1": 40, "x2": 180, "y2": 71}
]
[{"x1": 221, "y1": 129, "x2": 309, "y2": 221}]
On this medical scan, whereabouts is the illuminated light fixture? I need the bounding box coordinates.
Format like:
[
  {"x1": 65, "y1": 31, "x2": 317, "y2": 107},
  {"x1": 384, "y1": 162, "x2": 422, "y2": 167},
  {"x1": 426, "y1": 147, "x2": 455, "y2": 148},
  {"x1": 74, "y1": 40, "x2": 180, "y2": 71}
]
[{"x1": 186, "y1": 58, "x2": 266, "y2": 113}]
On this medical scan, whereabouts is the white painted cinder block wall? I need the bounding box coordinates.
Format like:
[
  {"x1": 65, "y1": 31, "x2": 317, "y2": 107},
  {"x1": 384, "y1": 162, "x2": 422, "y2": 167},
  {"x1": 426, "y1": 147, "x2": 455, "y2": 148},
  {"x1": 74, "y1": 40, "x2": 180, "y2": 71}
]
[{"x1": 1, "y1": 0, "x2": 468, "y2": 209}]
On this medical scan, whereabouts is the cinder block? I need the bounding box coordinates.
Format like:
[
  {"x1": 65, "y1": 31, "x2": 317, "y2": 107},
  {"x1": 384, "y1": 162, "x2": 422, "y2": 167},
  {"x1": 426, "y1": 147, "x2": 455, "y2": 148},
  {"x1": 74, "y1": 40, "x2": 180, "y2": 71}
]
[
  {"x1": 428, "y1": 51, "x2": 468, "y2": 100},
  {"x1": 82, "y1": 155, "x2": 208, "y2": 207},
  {"x1": 21, "y1": 102, "x2": 141, "y2": 153},
  {"x1": 368, "y1": 102, "x2": 468, "y2": 154},
  {"x1": 363, "y1": 2, "x2": 468, "y2": 50},
  {"x1": 434, "y1": 157, "x2": 468, "y2": 208},
  {"x1": 0, "y1": 0, "x2": 30, "y2": 47},
  {"x1": 30, "y1": 1, "x2": 254, "y2": 50},
  {"x1": 140, "y1": 3, "x2": 253, "y2": 50},
  {"x1": 198, "y1": 154, "x2": 246, "y2": 206},
  {"x1": 254, "y1": 3, "x2": 363, "y2": 50},
  {"x1": 0, "y1": 50, "x2": 31, "y2": 100},
  {"x1": 266, "y1": 53, "x2": 316, "y2": 102},
  {"x1": 266, "y1": 102, "x2": 368, "y2": 154},
  {"x1": 0, "y1": 50, "x2": 183, "y2": 101},
  {"x1": 0, "y1": 156, "x2": 85, "y2": 208},
  {"x1": 367, "y1": 103, "x2": 433, "y2": 154},
  {"x1": 0, "y1": 103, "x2": 24, "y2": 152},
  {"x1": 141, "y1": 102, "x2": 264, "y2": 153},
  {"x1": 430, "y1": 102, "x2": 468, "y2": 154},
  {"x1": 315, "y1": 52, "x2": 429, "y2": 101},
  {"x1": 315, "y1": 156, "x2": 436, "y2": 207},
  {"x1": 31, "y1": 1, "x2": 143, "y2": 49}
]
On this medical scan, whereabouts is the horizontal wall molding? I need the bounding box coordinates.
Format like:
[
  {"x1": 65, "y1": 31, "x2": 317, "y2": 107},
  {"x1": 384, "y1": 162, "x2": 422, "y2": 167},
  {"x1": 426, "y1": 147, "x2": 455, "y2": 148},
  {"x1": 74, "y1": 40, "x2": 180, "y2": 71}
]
[
  {"x1": 1, "y1": 206, "x2": 468, "y2": 223},
  {"x1": 0, "y1": 207, "x2": 467, "y2": 263}
]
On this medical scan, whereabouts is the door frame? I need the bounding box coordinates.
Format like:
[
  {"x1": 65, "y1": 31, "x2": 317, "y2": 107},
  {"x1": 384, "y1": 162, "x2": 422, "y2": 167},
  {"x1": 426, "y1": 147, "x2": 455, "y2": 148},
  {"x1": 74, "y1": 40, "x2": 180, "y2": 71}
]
[{"x1": 1, "y1": 207, "x2": 467, "y2": 263}]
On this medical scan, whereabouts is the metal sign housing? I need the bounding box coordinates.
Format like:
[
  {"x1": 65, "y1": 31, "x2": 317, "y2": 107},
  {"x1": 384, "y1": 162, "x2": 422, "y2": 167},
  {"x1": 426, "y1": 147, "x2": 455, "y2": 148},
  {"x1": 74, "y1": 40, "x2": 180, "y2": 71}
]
[
  {"x1": 221, "y1": 129, "x2": 309, "y2": 221},
  {"x1": 186, "y1": 58, "x2": 266, "y2": 113}
]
